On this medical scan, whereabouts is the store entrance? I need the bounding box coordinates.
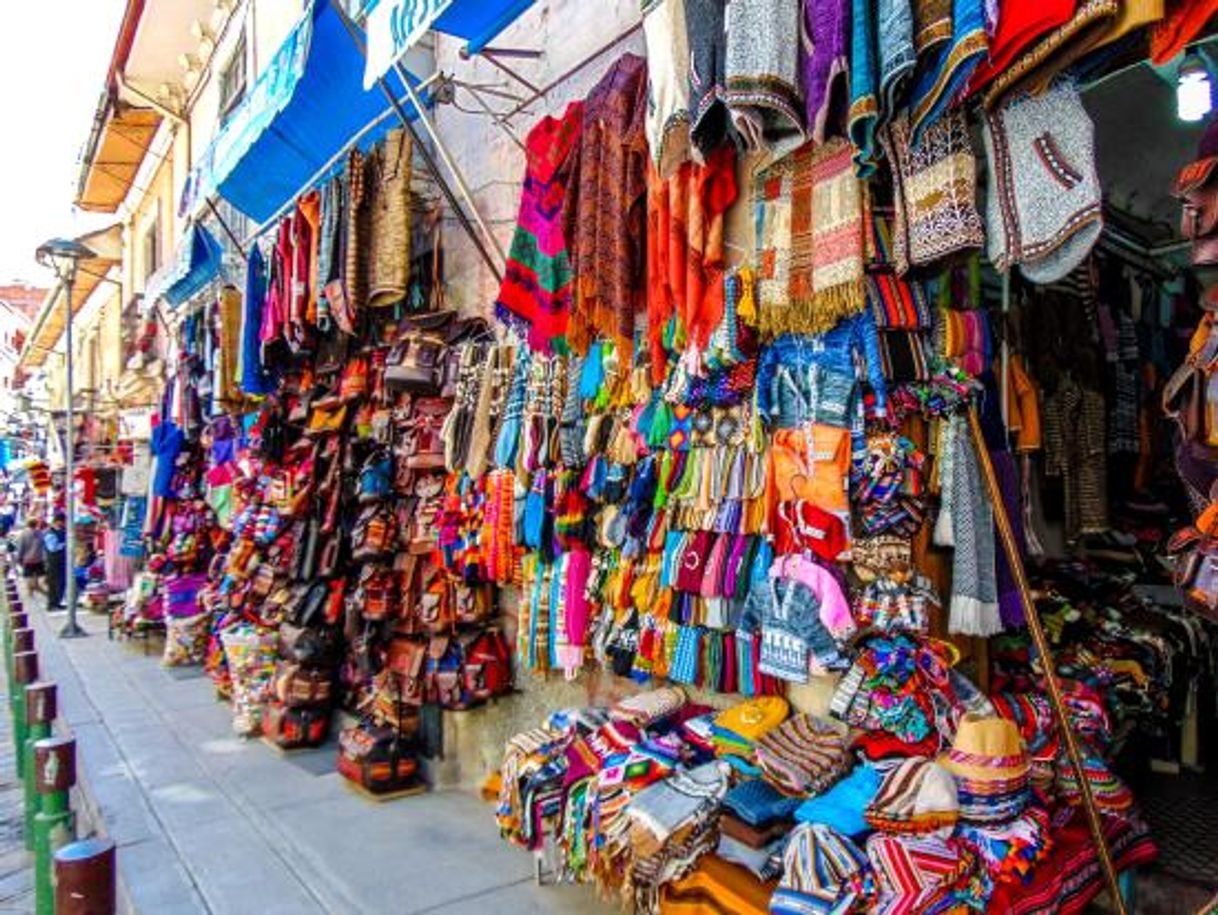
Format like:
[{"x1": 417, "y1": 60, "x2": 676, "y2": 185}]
[{"x1": 991, "y1": 57, "x2": 1218, "y2": 909}]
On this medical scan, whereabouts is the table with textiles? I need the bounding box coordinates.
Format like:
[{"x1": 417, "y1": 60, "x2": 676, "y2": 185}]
[{"x1": 495, "y1": 679, "x2": 1155, "y2": 915}]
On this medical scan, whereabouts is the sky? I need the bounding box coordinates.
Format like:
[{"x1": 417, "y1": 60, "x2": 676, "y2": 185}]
[{"x1": 0, "y1": 0, "x2": 127, "y2": 288}]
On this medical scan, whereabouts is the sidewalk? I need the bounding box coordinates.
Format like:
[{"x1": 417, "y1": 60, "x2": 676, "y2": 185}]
[{"x1": 23, "y1": 591, "x2": 607, "y2": 915}]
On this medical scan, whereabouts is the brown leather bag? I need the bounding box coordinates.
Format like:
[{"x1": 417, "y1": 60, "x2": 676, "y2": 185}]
[
  {"x1": 1174, "y1": 157, "x2": 1218, "y2": 265},
  {"x1": 273, "y1": 661, "x2": 334, "y2": 707}
]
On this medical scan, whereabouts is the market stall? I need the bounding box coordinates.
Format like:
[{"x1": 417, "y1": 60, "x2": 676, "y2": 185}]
[{"x1": 124, "y1": 0, "x2": 1218, "y2": 910}]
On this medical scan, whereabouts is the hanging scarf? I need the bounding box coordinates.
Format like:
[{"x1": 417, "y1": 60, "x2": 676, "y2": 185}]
[{"x1": 946, "y1": 413, "x2": 1001, "y2": 635}]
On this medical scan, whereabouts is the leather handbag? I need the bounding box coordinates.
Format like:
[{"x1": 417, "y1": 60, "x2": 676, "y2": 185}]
[
  {"x1": 385, "y1": 637, "x2": 428, "y2": 706},
  {"x1": 1169, "y1": 501, "x2": 1218, "y2": 624},
  {"x1": 400, "y1": 398, "x2": 451, "y2": 470},
  {"x1": 1174, "y1": 157, "x2": 1218, "y2": 265},
  {"x1": 336, "y1": 721, "x2": 419, "y2": 794},
  {"x1": 356, "y1": 565, "x2": 397, "y2": 622},
  {"x1": 461, "y1": 629, "x2": 513, "y2": 703},
  {"x1": 264, "y1": 701, "x2": 331, "y2": 749},
  {"x1": 384, "y1": 332, "x2": 449, "y2": 391},
  {"x1": 273, "y1": 661, "x2": 334, "y2": 707},
  {"x1": 279, "y1": 621, "x2": 341, "y2": 668}
]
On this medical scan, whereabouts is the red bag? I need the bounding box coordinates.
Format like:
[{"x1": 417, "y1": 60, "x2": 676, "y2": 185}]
[
  {"x1": 336, "y1": 721, "x2": 418, "y2": 794},
  {"x1": 462, "y1": 629, "x2": 513, "y2": 703},
  {"x1": 263, "y1": 701, "x2": 331, "y2": 749}
]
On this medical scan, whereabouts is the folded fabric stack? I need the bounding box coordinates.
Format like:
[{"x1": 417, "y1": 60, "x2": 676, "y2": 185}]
[
  {"x1": 754, "y1": 714, "x2": 851, "y2": 797},
  {"x1": 794, "y1": 764, "x2": 881, "y2": 838},
  {"x1": 865, "y1": 832, "x2": 979, "y2": 915},
  {"x1": 718, "y1": 779, "x2": 801, "y2": 882},
  {"x1": 627, "y1": 761, "x2": 731, "y2": 913},
  {"x1": 661, "y1": 854, "x2": 777, "y2": 915},
  {"x1": 941, "y1": 715, "x2": 1032, "y2": 825},
  {"x1": 711, "y1": 696, "x2": 789, "y2": 774}
]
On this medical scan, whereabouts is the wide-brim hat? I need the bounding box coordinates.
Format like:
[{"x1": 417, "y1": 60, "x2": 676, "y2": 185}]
[{"x1": 941, "y1": 714, "x2": 1031, "y2": 783}]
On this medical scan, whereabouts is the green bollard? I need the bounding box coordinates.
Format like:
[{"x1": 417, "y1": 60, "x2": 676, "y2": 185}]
[
  {"x1": 8, "y1": 627, "x2": 32, "y2": 689},
  {"x1": 22, "y1": 683, "x2": 56, "y2": 851},
  {"x1": 33, "y1": 736, "x2": 75, "y2": 915},
  {"x1": 6, "y1": 617, "x2": 29, "y2": 683},
  {"x1": 11, "y1": 651, "x2": 38, "y2": 779}
]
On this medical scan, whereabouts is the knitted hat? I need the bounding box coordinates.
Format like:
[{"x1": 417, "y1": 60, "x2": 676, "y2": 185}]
[
  {"x1": 755, "y1": 714, "x2": 852, "y2": 797},
  {"x1": 864, "y1": 758, "x2": 960, "y2": 835},
  {"x1": 983, "y1": 81, "x2": 1103, "y2": 285},
  {"x1": 941, "y1": 715, "x2": 1031, "y2": 783},
  {"x1": 770, "y1": 824, "x2": 876, "y2": 915}
]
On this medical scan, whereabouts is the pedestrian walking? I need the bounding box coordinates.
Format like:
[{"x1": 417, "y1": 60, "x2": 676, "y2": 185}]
[{"x1": 14, "y1": 517, "x2": 46, "y2": 596}]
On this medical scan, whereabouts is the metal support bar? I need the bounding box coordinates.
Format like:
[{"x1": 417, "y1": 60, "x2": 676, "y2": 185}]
[
  {"x1": 204, "y1": 198, "x2": 246, "y2": 259},
  {"x1": 391, "y1": 59, "x2": 507, "y2": 268},
  {"x1": 332, "y1": 3, "x2": 505, "y2": 282},
  {"x1": 459, "y1": 45, "x2": 543, "y2": 61},
  {"x1": 966, "y1": 408, "x2": 1128, "y2": 915},
  {"x1": 457, "y1": 84, "x2": 526, "y2": 153},
  {"x1": 502, "y1": 20, "x2": 643, "y2": 120},
  {"x1": 474, "y1": 50, "x2": 543, "y2": 96}
]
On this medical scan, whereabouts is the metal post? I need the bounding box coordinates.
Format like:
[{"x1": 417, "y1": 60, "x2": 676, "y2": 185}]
[
  {"x1": 331, "y1": 3, "x2": 507, "y2": 283},
  {"x1": 23, "y1": 682, "x2": 56, "y2": 851},
  {"x1": 966, "y1": 409, "x2": 1127, "y2": 914},
  {"x1": 9, "y1": 629, "x2": 34, "y2": 687},
  {"x1": 54, "y1": 838, "x2": 116, "y2": 915},
  {"x1": 33, "y1": 736, "x2": 75, "y2": 915},
  {"x1": 62, "y1": 271, "x2": 84, "y2": 638},
  {"x1": 11, "y1": 650, "x2": 38, "y2": 780}
]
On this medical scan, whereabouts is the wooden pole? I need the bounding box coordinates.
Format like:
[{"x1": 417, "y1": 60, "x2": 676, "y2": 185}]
[{"x1": 967, "y1": 408, "x2": 1127, "y2": 915}]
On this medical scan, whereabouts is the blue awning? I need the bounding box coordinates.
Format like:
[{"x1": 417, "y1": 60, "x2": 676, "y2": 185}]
[
  {"x1": 434, "y1": 0, "x2": 535, "y2": 54},
  {"x1": 364, "y1": 0, "x2": 534, "y2": 88},
  {"x1": 188, "y1": 0, "x2": 425, "y2": 224},
  {"x1": 154, "y1": 224, "x2": 225, "y2": 308}
]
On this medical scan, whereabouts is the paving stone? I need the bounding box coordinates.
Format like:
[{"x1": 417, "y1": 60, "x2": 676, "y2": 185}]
[{"x1": 20, "y1": 587, "x2": 615, "y2": 915}]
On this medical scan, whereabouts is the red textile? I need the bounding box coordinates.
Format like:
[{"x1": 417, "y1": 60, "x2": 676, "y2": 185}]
[
  {"x1": 966, "y1": 0, "x2": 1076, "y2": 95},
  {"x1": 646, "y1": 144, "x2": 738, "y2": 382},
  {"x1": 987, "y1": 812, "x2": 1158, "y2": 915},
  {"x1": 1151, "y1": 0, "x2": 1218, "y2": 64}
]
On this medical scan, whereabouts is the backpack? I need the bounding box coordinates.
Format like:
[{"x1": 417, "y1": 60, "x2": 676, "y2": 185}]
[{"x1": 461, "y1": 629, "x2": 513, "y2": 704}]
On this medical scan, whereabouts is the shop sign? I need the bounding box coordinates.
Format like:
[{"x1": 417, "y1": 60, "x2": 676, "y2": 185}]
[
  {"x1": 364, "y1": 0, "x2": 453, "y2": 89},
  {"x1": 120, "y1": 407, "x2": 153, "y2": 442}
]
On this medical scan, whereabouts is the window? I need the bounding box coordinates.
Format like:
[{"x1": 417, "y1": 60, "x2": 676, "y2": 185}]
[
  {"x1": 219, "y1": 32, "x2": 248, "y2": 119},
  {"x1": 141, "y1": 213, "x2": 160, "y2": 286}
]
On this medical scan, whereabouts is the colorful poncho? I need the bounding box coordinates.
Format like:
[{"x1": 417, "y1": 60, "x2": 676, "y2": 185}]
[
  {"x1": 753, "y1": 138, "x2": 867, "y2": 337},
  {"x1": 495, "y1": 101, "x2": 583, "y2": 352}
]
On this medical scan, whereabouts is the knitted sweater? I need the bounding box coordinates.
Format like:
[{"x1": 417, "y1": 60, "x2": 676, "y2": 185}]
[{"x1": 756, "y1": 314, "x2": 888, "y2": 423}]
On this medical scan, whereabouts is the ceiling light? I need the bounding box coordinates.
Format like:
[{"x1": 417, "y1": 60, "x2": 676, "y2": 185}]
[{"x1": 1178, "y1": 50, "x2": 1213, "y2": 122}]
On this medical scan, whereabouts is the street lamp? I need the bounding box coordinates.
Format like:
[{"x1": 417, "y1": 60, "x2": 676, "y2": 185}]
[{"x1": 35, "y1": 237, "x2": 95, "y2": 639}]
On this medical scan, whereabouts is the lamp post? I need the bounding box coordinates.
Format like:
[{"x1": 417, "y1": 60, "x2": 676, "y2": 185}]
[{"x1": 34, "y1": 238, "x2": 95, "y2": 639}]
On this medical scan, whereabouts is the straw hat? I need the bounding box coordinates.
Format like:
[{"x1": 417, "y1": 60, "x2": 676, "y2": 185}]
[{"x1": 941, "y1": 715, "x2": 1031, "y2": 783}]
